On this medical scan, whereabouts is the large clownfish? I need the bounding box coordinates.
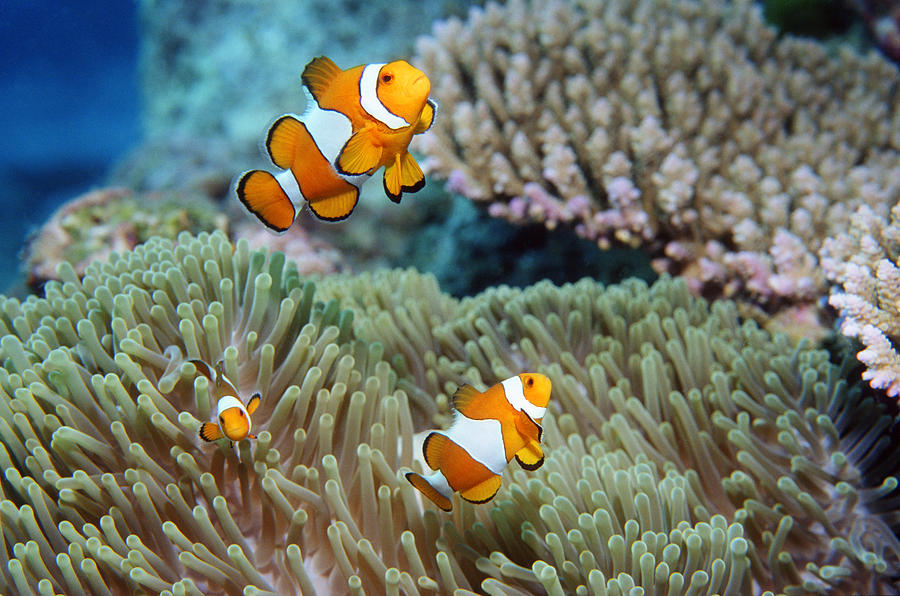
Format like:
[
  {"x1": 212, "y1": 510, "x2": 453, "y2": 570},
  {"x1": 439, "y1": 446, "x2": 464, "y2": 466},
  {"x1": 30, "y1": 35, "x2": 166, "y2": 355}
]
[
  {"x1": 192, "y1": 360, "x2": 260, "y2": 458},
  {"x1": 405, "y1": 373, "x2": 552, "y2": 511},
  {"x1": 236, "y1": 56, "x2": 436, "y2": 228}
]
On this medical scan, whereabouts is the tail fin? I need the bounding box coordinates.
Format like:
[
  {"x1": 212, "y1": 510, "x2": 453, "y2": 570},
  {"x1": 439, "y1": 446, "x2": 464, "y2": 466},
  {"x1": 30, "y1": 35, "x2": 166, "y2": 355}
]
[
  {"x1": 236, "y1": 169, "x2": 296, "y2": 232},
  {"x1": 405, "y1": 471, "x2": 453, "y2": 511}
]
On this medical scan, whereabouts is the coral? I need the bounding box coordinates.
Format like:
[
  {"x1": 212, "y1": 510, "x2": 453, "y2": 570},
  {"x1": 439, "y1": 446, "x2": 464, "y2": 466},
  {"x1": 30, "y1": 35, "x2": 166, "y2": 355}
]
[
  {"x1": 23, "y1": 187, "x2": 229, "y2": 289},
  {"x1": 413, "y1": 0, "x2": 900, "y2": 315},
  {"x1": 824, "y1": 202, "x2": 900, "y2": 396},
  {"x1": 1, "y1": 234, "x2": 898, "y2": 594},
  {"x1": 233, "y1": 221, "x2": 345, "y2": 277}
]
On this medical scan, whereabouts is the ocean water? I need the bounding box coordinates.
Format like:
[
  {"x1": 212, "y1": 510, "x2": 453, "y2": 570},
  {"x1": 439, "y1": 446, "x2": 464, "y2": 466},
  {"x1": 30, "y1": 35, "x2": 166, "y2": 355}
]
[{"x1": 0, "y1": 1, "x2": 140, "y2": 292}]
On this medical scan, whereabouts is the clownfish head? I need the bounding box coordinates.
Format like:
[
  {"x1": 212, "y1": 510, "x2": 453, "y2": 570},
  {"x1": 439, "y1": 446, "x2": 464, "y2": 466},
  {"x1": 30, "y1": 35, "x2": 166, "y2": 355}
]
[
  {"x1": 519, "y1": 372, "x2": 552, "y2": 411},
  {"x1": 216, "y1": 396, "x2": 251, "y2": 441},
  {"x1": 375, "y1": 60, "x2": 431, "y2": 128}
]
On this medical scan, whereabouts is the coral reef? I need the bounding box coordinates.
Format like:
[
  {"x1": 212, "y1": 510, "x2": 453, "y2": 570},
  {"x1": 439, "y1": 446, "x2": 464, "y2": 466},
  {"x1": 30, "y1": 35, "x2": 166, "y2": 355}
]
[
  {"x1": 1, "y1": 233, "x2": 898, "y2": 594},
  {"x1": 413, "y1": 0, "x2": 900, "y2": 317}
]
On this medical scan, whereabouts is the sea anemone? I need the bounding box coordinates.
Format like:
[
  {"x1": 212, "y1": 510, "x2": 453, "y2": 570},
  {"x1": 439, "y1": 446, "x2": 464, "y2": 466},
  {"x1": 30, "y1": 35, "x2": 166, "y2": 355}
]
[{"x1": 1, "y1": 234, "x2": 897, "y2": 594}]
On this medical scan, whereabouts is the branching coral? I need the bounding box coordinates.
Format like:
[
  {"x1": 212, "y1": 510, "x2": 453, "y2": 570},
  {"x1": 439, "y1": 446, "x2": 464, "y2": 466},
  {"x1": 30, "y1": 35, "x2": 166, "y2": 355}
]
[
  {"x1": 2, "y1": 235, "x2": 899, "y2": 594},
  {"x1": 413, "y1": 0, "x2": 900, "y2": 315},
  {"x1": 824, "y1": 202, "x2": 900, "y2": 398}
]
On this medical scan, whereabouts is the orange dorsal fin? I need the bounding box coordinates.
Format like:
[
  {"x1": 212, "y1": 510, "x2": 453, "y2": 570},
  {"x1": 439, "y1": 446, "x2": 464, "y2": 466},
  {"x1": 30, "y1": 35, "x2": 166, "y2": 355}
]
[
  {"x1": 301, "y1": 56, "x2": 343, "y2": 104},
  {"x1": 307, "y1": 187, "x2": 360, "y2": 222},
  {"x1": 405, "y1": 472, "x2": 452, "y2": 511},
  {"x1": 451, "y1": 385, "x2": 482, "y2": 414},
  {"x1": 459, "y1": 474, "x2": 502, "y2": 504},
  {"x1": 236, "y1": 170, "x2": 296, "y2": 232},
  {"x1": 336, "y1": 128, "x2": 383, "y2": 176},
  {"x1": 246, "y1": 393, "x2": 261, "y2": 415},
  {"x1": 413, "y1": 99, "x2": 436, "y2": 134},
  {"x1": 422, "y1": 432, "x2": 450, "y2": 470},
  {"x1": 199, "y1": 422, "x2": 223, "y2": 442},
  {"x1": 266, "y1": 115, "x2": 304, "y2": 169},
  {"x1": 383, "y1": 151, "x2": 425, "y2": 203}
]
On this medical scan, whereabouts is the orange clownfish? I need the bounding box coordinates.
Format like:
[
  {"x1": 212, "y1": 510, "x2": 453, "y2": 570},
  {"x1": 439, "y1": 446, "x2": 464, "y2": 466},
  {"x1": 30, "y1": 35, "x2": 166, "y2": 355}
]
[
  {"x1": 193, "y1": 360, "x2": 260, "y2": 455},
  {"x1": 236, "y1": 56, "x2": 436, "y2": 228},
  {"x1": 405, "y1": 373, "x2": 552, "y2": 511}
]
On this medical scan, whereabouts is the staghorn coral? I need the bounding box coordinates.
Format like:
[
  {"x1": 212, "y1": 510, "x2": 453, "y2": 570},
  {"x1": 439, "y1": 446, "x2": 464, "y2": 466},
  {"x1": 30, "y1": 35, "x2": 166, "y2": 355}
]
[
  {"x1": 413, "y1": 0, "x2": 900, "y2": 316},
  {"x1": 824, "y1": 202, "x2": 900, "y2": 397},
  {"x1": 1, "y1": 234, "x2": 899, "y2": 594}
]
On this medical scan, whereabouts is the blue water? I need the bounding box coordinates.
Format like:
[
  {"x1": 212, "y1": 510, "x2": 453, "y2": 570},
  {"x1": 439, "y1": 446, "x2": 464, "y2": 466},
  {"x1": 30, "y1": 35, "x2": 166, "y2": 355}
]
[{"x1": 0, "y1": 1, "x2": 141, "y2": 292}]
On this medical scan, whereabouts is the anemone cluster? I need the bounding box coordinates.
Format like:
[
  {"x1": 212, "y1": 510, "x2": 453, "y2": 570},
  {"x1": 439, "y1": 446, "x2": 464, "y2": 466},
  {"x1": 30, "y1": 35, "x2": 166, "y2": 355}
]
[{"x1": 0, "y1": 232, "x2": 897, "y2": 594}]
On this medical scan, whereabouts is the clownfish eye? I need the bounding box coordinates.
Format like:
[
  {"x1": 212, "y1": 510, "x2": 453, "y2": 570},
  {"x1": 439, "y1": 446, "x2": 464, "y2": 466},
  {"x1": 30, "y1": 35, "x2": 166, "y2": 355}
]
[
  {"x1": 219, "y1": 415, "x2": 225, "y2": 424},
  {"x1": 381, "y1": 73, "x2": 393, "y2": 84},
  {"x1": 525, "y1": 376, "x2": 534, "y2": 388}
]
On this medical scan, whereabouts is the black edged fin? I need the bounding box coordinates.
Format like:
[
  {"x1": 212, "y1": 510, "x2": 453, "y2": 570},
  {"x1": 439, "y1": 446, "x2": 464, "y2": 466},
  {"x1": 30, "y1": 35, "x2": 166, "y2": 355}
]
[
  {"x1": 246, "y1": 393, "x2": 261, "y2": 415},
  {"x1": 301, "y1": 56, "x2": 343, "y2": 103},
  {"x1": 422, "y1": 432, "x2": 449, "y2": 470},
  {"x1": 459, "y1": 474, "x2": 502, "y2": 504},
  {"x1": 515, "y1": 452, "x2": 545, "y2": 471},
  {"x1": 336, "y1": 129, "x2": 383, "y2": 176},
  {"x1": 413, "y1": 99, "x2": 437, "y2": 134},
  {"x1": 190, "y1": 359, "x2": 216, "y2": 382},
  {"x1": 199, "y1": 422, "x2": 223, "y2": 442}
]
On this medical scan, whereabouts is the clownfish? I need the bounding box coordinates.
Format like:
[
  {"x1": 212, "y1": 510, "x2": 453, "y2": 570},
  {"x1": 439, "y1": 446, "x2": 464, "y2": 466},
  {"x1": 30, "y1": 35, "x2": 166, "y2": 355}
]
[
  {"x1": 192, "y1": 360, "x2": 260, "y2": 456},
  {"x1": 405, "y1": 373, "x2": 552, "y2": 511},
  {"x1": 236, "y1": 56, "x2": 436, "y2": 228}
]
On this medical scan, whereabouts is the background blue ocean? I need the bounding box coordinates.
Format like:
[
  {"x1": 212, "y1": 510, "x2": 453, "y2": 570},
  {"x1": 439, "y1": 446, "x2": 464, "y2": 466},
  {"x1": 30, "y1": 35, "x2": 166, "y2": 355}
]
[{"x1": 0, "y1": 2, "x2": 140, "y2": 291}]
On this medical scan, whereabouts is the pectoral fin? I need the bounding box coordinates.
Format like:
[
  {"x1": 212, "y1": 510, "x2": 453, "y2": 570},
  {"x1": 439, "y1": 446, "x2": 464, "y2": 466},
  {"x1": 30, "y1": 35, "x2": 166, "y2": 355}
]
[
  {"x1": 336, "y1": 129, "x2": 382, "y2": 176},
  {"x1": 459, "y1": 474, "x2": 502, "y2": 504},
  {"x1": 413, "y1": 99, "x2": 437, "y2": 134},
  {"x1": 514, "y1": 411, "x2": 543, "y2": 444},
  {"x1": 199, "y1": 422, "x2": 223, "y2": 442}
]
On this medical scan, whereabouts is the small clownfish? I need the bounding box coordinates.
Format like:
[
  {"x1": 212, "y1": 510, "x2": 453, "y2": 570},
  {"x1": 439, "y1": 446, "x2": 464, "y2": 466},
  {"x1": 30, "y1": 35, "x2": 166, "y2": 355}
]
[
  {"x1": 192, "y1": 360, "x2": 260, "y2": 457},
  {"x1": 405, "y1": 373, "x2": 552, "y2": 511},
  {"x1": 236, "y1": 56, "x2": 436, "y2": 227}
]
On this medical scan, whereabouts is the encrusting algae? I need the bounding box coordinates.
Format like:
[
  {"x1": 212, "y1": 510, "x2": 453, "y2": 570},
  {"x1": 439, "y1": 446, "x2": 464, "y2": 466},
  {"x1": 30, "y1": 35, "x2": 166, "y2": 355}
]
[{"x1": 0, "y1": 232, "x2": 898, "y2": 594}]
